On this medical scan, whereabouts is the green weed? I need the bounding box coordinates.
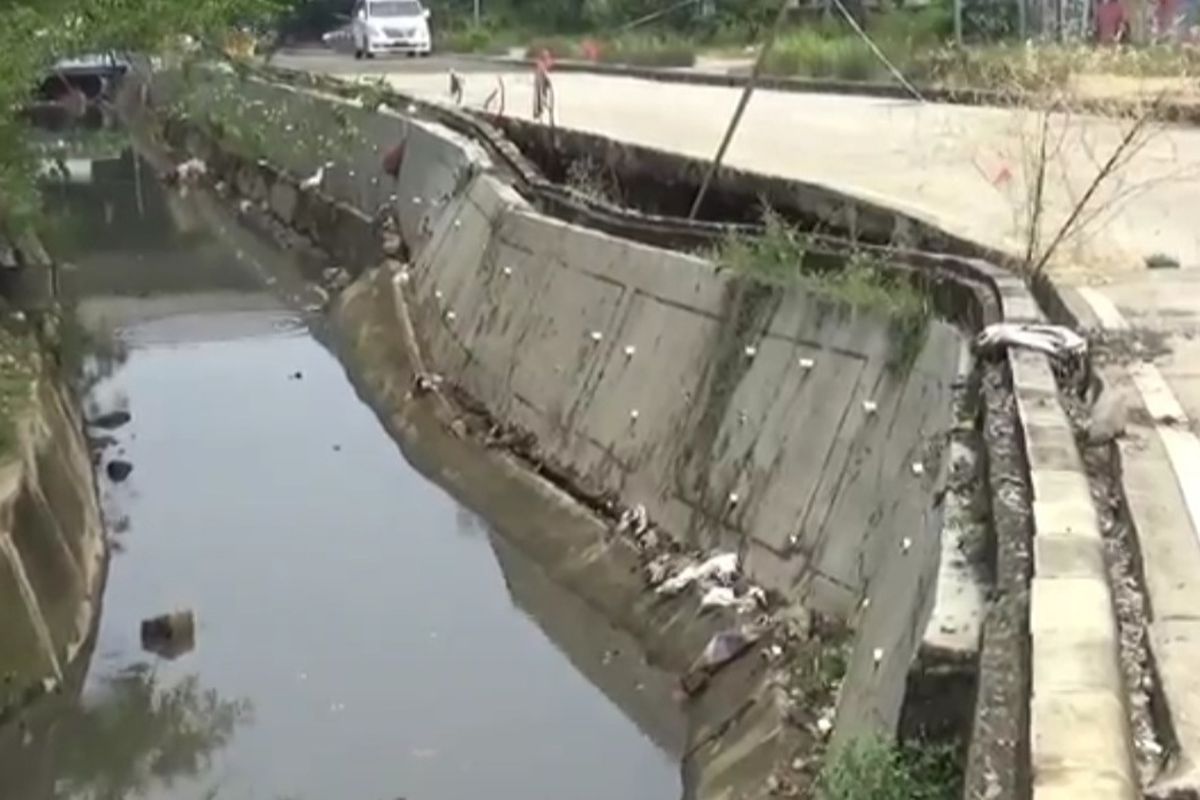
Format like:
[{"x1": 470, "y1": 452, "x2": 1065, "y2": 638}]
[{"x1": 819, "y1": 737, "x2": 960, "y2": 800}]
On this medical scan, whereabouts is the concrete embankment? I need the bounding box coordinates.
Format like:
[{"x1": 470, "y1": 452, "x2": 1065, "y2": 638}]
[
  {"x1": 138, "y1": 65, "x2": 1140, "y2": 800},
  {"x1": 0, "y1": 354, "x2": 106, "y2": 722}
]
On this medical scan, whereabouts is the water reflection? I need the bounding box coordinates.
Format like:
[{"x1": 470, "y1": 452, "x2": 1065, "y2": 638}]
[{"x1": 54, "y1": 665, "x2": 251, "y2": 800}]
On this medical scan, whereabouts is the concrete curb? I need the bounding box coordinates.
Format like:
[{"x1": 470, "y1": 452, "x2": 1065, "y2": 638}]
[{"x1": 464, "y1": 54, "x2": 1200, "y2": 125}]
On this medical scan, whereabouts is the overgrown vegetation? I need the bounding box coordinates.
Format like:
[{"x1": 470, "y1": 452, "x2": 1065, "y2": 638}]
[
  {"x1": 818, "y1": 736, "x2": 960, "y2": 800},
  {"x1": 714, "y1": 210, "x2": 929, "y2": 365},
  {"x1": 716, "y1": 210, "x2": 927, "y2": 322},
  {"x1": 0, "y1": 319, "x2": 39, "y2": 457}
]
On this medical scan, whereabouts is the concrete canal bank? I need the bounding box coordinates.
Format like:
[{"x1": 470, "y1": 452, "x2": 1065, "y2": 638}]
[{"x1": 115, "y1": 61, "x2": 1139, "y2": 800}]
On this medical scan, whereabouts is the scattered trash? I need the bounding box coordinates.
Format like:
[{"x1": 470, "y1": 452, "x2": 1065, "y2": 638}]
[
  {"x1": 89, "y1": 410, "x2": 131, "y2": 430},
  {"x1": 629, "y1": 409, "x2": 639, "y2": 421},
  {"x1": 798, "y1": 357, "x2": 815, "y2": 370},
  {"x1": 615, "y1": 504, "x2": 648, "y2": 537},
  {"x1": 237, "y1": 198, "x2": 253, "y2": 214},
  {"x1": 815, "y1": 714, "x2": 834, "y2": 736},
  {"x1": 141, "y1": 610, "x2": 195, "y2": 659},
  {"x1": 166, "y1": 158, "x2": 207, "y2": 185},
  {"x1": 975, "y1": 323, "x2": 1087, "y2": 358},
  {"x1": 106, "y1": 460, "x2": 133, "y2": 483},
  {"x1": 1145, "y1": 253, "x2": 1180, "y2": 270},
  {"x1": 910, "y1": 461, "x2": 925, "y2": 476},
  {"x1": 744, "y1": 344, "x2": 757, "y2": 357},
  {"x1": 681, "y1": 626, "x2": 761, "y2": 695},
  {"x1": 862, "y1": 400, "x2": 878, "y2": 415},
  {"x1": 299, "y1": 163, "x2": 332, "y2": 192},
  {"x1": 728, "y1": 492, "x2": 740, "y2": 507},
  {"x1": 658, "y1": 551, "x2": 739, "y2": 596},
  {"x1": 901, "y1": 536, "x2": 913, "y2": 553},
  {"x1": 872, "y1": 647, "x2": 885, "y2": 666},
  {"x1": 623, "y1": 344, "x2": 636, "y2": 358},
  {"x1": 413, "y1": 373, "x2": 443, "y2": 396},
  {"x1": 589, "y1": 330, "x2": 603, "y2": 343},
  {"x1": 700, "y1": 586, "x2": 737, "y2": 610},
  {"x1": 502, "y1": 266, "x2": 513, "y2": 277},
  {"x1": 322, "y1": 267, "x2": 351, "y2": 291}
]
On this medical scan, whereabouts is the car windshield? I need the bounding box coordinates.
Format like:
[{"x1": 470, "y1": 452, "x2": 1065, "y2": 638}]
[{"x1": 369, "y1": 0, "x2": 421, "y2": 16}]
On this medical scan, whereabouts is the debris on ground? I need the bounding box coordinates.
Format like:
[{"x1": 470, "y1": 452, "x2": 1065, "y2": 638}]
[
  {"x1": 975, "y1": 323, "x2": 1087, "y2": 358},
  {"x1": 322, "y1": 266, "x2": 352, "y2": 291},
  {"x1": 105, "y1": 460, "x2": 133, "y2": 483},
  {"x1": 413, "y1": 372, "x2": 443, "y2": 396},
  {"x1": 1145, "y1": 253, "x2": 1181, "y2": 270},
  {"x1": 681, "y1": 625, "x2": 761, "y2": 695},
  {"x1": 299, "y1": 163, "x2": 329, "y2": 192},
  {"x1": 701, "y1": 584, "x2": 768, "y2": 613},
  {"x1": 141, "y1": 610, "x2": 195, "y2": 659},
  {"x1": 658, "y1": 551, "x2": 739, "y2": 596},
  {"x1": 89, "y1": 410, "x2": 131, "y2": 430},
  {"x1": 162, "y1": 157, "x2": 207, "y2": 186},
  {"x1": 614, "y1": 503, "x2": 648, "y2": 537}
]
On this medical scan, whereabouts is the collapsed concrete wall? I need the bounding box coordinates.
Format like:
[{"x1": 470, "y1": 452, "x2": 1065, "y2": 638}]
[
  {"x1": 0, "y1": 368, "x2": 106, "y2": 722},
  {"x1": 145, "y1": 68, "x2": 977, "y2": 765}
]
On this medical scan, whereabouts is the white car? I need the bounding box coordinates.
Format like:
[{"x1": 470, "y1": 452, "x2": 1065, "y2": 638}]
[{"x1": 351, "y1": 0, "x2": 432, "y2": 59}]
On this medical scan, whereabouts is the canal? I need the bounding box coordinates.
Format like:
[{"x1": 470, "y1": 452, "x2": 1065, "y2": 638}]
[{"x1": 5, "y1": 141, "x2": 683, "y2": 799}]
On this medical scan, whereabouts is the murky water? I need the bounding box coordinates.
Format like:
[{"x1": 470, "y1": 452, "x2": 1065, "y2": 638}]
[{"x1": 11, "y1": 146, "x2": 681, "y2": 799}]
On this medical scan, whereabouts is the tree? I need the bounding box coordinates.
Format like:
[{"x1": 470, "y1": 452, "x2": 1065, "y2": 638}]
[{"x1": 0, "y1": 0, "x2": 296, "y2": 234}]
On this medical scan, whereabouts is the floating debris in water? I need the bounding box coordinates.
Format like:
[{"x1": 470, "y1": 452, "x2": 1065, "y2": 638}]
[
  {"x1": 502, "y1": 266, "x2": 513, "y2": 277},
  {"x1": 798, "y1": 357, "x2": 815, "y2": 369},
  {"x1": 744, "y1": 345, "x2": 757, "y2": 357},
  {"x1": 629, "y1": 409, "x2": 639, "y2": 421},
  {"x1": 445, "y1": 310, "x2": 457, "y2": 322},
  {"x1": 616, "y1": 503, "x2": 648, "y2": 537},
  {"x1": 623, "y1": 344, "x2": 636, "y2": 358},
  {"x1": 589, "y1": 330, "x2": 603, "y2": 343},
  {"x1": 658, "y1": 552, "x2": 739, "y2": 595},
  {"x1": 140, "y1": 610, "x2": 195, "y2": 660},
  {"x1": 901, "y1": 536, "x2": 913, "y2": 553},
  {"x1": 910, "y1": 461, "x2": 925, "y2": 476},
  {"x1": 873, "y1": 647, "x2": 885, "y2": 666},
  {"x1": 862, "y1": 400, "x2": 878, "y2": 415}
]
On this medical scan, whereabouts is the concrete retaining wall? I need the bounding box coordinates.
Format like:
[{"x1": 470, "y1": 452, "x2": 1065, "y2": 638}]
[
  {"x1": 147, "y1": 68, "x2": 983, "y2": 769},
  {"x1": 0, "y1": 370, "x2": 106, "y2": 721}
]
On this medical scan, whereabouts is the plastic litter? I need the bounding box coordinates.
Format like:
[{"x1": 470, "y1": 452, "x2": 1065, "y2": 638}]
[
  {"x1": 975, "y1": 323, "x2": 1087, "y2": 358},
  {"x1": 700, "y1": 586, "x2": 737, "y2": 610},
  {"x1": 658, "y1": 551, "x2": 739, "y2": 595}
]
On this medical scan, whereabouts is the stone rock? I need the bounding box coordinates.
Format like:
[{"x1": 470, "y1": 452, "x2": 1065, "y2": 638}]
[
  {"x1": 141, "y1": 610, "x2": 195, "y2": 660},
  {"x1": 89, "y1": 410, "x2": 131, "y2": 430},
  {"x1": 106, "y1": 460, "x2": 133, "y2": 483}
]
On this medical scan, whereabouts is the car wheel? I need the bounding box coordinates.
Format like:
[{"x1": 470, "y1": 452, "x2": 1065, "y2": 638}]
[{"x1": 354, "y1": 46, "x2": 364, "y2": 60}]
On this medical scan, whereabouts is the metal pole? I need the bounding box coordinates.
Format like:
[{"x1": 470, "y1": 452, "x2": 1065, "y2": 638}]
[
  {"x1": 473, "y1": 0, "x2": 480, "y2": 26},
  {"x1": 687, "y1": 0, "x2": 791, "y2": 220},
  {"x1": 954, "y1": 0, "x2": 963, "y2": 43}
]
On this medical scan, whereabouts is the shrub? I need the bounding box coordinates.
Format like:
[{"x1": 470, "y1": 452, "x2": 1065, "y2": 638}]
[
  {"x1": 765, "y1": 29, "x2": 882, "y2": 81},
  {"x1": 524, "y1": 36, "x2": 579, "y2": 59},
  {"x1": 599, "y1": 32, "x2": 696, "y2": 67},
  {"x1": 818, "y1": 737, "x2": 960, "y2": 800}
]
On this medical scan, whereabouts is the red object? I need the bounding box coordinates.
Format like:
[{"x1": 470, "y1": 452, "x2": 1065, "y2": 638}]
[
  {"x1": 1097, "y1": 0, "x2": 1129, "y2": 43},
  {"x1": 382, "y1": 140, "x2": 407, "y2": 178}
]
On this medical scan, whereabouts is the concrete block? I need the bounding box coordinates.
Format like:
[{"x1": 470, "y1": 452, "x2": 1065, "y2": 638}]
[
  {"x1": 1032, "y1": 691, "x2": 1135, "y2": 793},
  {"x1": 1002, "y1": 291, "x2": 1045, "y2": 323},
  {"x1": 1010, "y1": 350, "x2": 1059, "y2": 395},
  {"x1": 1034, "y1": 768, "x2": 1136, "y2": 800},
  {"x1": 1034, "y1": 534, "x2": 1107, "y2": 580},
  {"x1": 1031, "y1": 497, "x2": 1101, "y2": 540},
  {"x1": 1031, "y1": 576, "x2": 1117, "y2": 646},
  {"x1": 1022, "y1": 421, "x2": 1084, "y2": 473},
  {"x1": 1029, "y1": 469, "x2": 1092, "y2": 505},
  {"x1": 1034, "y1": 631, "x2": 1123, "y2": 693},
  {"x1": 1150, "y1": 619, "x2": 1200, "y2": 775}
]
